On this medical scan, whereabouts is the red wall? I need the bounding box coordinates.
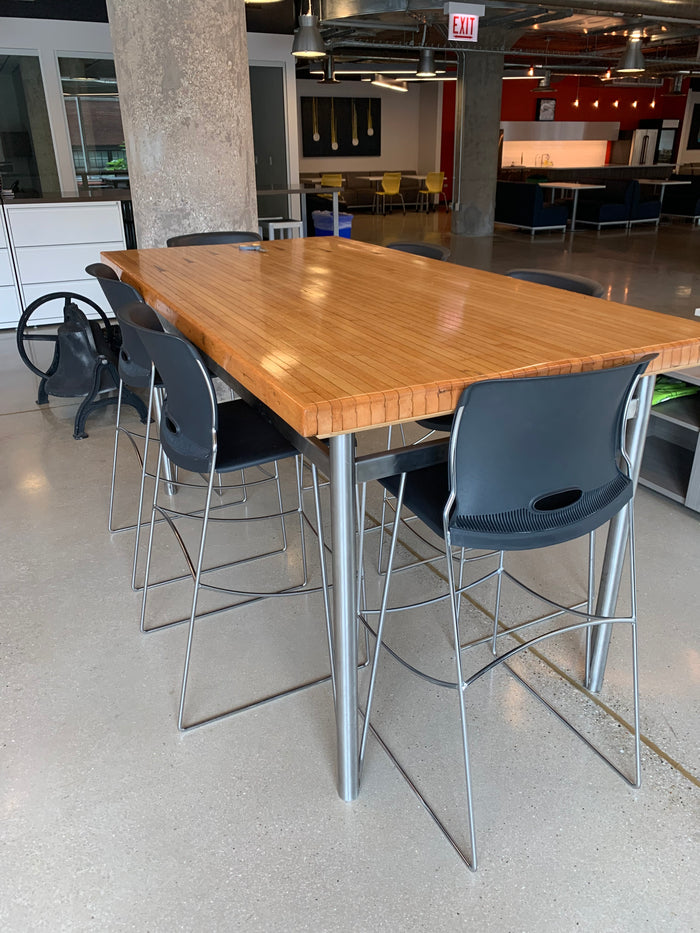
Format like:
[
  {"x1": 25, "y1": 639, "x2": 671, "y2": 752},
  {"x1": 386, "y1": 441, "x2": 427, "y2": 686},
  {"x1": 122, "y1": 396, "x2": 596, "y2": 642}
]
[
  {"x1": 501, "y1": 75, "x2": 688, "y2": 127},
  {"x1": 440, "y1": 76, "x2": 689, "y2": 200}
]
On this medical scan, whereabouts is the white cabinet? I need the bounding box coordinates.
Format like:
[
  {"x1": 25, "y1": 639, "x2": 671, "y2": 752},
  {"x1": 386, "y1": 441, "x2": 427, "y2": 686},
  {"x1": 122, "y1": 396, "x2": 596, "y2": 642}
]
[
  {"x1": 0, "y1": 211, "x2": 21, "y2": 327},
  {"x1": 0, "y1": 200, "x2": 126, "y2": 327}
]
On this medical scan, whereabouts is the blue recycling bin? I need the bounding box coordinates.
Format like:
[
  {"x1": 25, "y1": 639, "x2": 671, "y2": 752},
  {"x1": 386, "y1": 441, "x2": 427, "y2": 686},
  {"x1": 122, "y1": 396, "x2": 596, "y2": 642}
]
[{"x1": 312, "y1": 210, "x2": 353, "y2": 238}]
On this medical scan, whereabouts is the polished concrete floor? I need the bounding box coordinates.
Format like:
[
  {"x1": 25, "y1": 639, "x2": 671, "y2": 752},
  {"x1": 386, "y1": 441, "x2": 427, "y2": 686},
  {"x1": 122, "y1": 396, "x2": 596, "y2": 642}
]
[{"x1": 2, "y1": 218, "x2": 699, "y2": 931}]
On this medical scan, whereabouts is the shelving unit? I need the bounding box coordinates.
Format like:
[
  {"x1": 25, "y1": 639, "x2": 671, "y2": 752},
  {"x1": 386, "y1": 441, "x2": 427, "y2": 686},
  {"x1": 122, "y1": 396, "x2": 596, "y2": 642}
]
[{"x1": 639, "y1": 367, "x2": 700, "y2": 511}]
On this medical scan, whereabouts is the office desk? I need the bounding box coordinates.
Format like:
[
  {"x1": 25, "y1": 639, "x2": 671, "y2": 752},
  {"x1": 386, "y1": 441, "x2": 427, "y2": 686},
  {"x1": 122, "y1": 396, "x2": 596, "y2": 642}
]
[
  {"x1": 102, "y1": 237, "x2": 700, "y2": 802},
  {"x1": 256, "y1": 186, "x2": 340, "y2": 235}
]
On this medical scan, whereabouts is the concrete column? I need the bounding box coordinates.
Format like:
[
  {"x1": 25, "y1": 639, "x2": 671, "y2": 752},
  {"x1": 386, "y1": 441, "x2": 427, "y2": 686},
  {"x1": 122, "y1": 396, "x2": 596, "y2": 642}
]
[
  {"x1": 451, "y1": 51, "x2": 504, "y2": 237},
  {"x1": 105, "y1": 0, "x2": 257, "y2": 248}
]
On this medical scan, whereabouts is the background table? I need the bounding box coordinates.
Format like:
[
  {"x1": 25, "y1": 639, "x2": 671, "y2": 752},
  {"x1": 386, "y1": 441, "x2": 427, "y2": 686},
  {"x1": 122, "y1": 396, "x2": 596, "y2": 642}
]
[
  {"x1": 539, "y1": 181, "x2": 605, "y2": 231},
  {"x1": 103, "y1": 237, "x2": 700, "y2": 803},
  {"x1": 636, "y1": 178, "x2": 691, "y2": 210},
  {"x1": 256, "y1": 185, "x2": 341, "y2": 236}
]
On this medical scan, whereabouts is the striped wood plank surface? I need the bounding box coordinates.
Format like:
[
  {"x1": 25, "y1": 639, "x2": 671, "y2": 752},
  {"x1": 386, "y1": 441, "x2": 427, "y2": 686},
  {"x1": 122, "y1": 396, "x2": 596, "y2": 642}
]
[{"x1": 103, "y1": 237, "x2": 700, "y2": 437}]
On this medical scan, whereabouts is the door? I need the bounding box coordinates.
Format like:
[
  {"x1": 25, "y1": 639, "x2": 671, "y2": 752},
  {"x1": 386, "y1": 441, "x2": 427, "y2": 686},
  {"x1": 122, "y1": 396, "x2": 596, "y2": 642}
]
[
  {"x1": 629, "y1": 129, "x2": 658, "y2": 165},
  {"x1": 249, "y1": 65, "x2": 288, "y2": 220}
]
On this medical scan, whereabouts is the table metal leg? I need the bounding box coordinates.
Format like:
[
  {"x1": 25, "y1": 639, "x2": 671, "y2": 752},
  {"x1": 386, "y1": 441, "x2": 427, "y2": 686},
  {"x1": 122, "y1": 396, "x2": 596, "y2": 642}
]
[
  {"x1": 329, "y1": 433, "x2": 359, "y2": 800},
  {"x1": 586, "y1": 374, "x2": 654, "y2": 693},
  {"x1": 570, "y1": 189, "x2": 581, "y2": 232},
  {"x1": 300, "y1": 192, "x2": 308, "y2": 237},
  {"x1": 332, "y1": 192, "x2": 339, "y2": 237}
]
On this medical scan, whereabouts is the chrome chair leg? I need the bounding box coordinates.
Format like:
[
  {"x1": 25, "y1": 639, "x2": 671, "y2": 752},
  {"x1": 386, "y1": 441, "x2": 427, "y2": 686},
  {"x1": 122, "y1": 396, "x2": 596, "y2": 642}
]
[
  {"x1": 107, "y1": 378, "x2": 125, "y2": 533},
  {"x1": 174, "y1": 459, "x2": 334, "y2": 732}
]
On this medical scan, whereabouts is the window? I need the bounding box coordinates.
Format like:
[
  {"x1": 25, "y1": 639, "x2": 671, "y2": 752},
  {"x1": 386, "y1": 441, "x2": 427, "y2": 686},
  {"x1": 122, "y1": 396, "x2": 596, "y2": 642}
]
[
  {"x1": 0, "y1": 54, "x2": 59, "y2": 197},
  {"x1": 59, "y1": 57, "x2": 128, "y2": 189}
]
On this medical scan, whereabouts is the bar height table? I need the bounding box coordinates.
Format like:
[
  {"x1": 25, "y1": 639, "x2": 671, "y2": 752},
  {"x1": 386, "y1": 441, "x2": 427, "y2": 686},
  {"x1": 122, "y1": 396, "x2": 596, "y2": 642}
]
[
  {"x1": 538, "y1": 181, "x2": 606, "y2": 231},
  {"x1": 103, "y1": 238, "x2": 700, "y2": 803},
  {"x1": 636, "y1": 178, "x2": 691, "y2": 210},
  {"x1": 256, "y1": 185, "x2": 341, "y2": 236}
]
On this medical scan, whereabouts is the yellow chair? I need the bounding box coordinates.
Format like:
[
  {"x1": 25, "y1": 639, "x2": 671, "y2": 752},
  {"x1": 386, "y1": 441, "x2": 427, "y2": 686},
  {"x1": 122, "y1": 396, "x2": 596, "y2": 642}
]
[
  {"x1": 373, "y1": 172, "x2": 405, "y2": 215},
  {"x1": 318, "y1": 173, "x2": 343, "y2": 203},
  {"x1": 417, "y1": 171, "x2": 449, "y2": 213}
]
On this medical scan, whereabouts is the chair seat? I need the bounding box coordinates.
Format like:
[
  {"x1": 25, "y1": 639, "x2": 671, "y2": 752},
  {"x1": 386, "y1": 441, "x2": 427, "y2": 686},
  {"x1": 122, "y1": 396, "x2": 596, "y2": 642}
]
[
  {"x1": 382, "y1": 456, "x2": 633, "y2": 552},
  {"x1": 215, "y1": 400, "x2": 298, "y2": 473}
]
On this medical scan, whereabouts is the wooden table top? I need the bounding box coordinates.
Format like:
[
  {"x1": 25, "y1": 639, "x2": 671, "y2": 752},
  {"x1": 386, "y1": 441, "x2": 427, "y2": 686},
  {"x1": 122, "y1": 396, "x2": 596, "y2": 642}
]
[{"x1": 103, "y1": 237, "x2": 700, "y2": 438}]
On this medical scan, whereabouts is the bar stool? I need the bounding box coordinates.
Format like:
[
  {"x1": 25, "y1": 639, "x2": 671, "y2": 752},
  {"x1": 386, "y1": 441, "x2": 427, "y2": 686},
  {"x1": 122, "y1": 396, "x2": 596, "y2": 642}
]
[{"x1": 259, "y1": 219, "x2": 304, "y2": 240}]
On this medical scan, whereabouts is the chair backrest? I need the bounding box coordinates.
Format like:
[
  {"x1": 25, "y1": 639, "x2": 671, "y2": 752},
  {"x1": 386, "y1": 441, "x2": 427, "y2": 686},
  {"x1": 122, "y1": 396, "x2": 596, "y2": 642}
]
[
  {"x1": 424, "y1": 171, "x2": 444, "y2": 193},
  {"x1": 387, "y1": 242, "x2": 451, "y2": 261},
  {"x1": 447, "y1": 358, "x2": 654, "y2": 551},
  {"x1": 85, "y1": 262, "x2": 157, "y2": 387},
  {"x1": 321, "y1": 173, "x2": 342, "y2": 188},
  {"x1": 506, "y1": 268, "x2": 605, "y2": 298},
  {"x1": 166, "y1": 231, "x2": 262, "y2": 247},
  {"x1": 381, "y1": 172, "x2": 402, "y2": 195},
  {"x1": 119, "y1": 301, "x2": 217, "y2": 474}
]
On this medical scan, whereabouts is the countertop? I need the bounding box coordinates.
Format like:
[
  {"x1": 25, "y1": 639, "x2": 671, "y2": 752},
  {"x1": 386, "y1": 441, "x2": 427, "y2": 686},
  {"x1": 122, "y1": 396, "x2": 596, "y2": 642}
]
[{"x1": 0, "y1": 190, "x2": 132, "y2": 205}]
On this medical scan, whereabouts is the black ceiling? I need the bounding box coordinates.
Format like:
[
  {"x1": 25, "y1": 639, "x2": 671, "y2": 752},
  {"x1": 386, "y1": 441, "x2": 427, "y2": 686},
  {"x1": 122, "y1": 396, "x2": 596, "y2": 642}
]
[
  {"x1": 0, "y1": 0, "x2": 297, "y2": 31},
  {"x1": 0, "y1": 0, "x2": 107, "y2": 21}
]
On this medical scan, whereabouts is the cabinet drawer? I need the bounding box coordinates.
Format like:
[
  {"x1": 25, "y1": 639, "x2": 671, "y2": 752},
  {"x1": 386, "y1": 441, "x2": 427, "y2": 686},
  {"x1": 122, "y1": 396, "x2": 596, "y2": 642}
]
[
  {"x1": 0, "y1": 249, "x2": 14, "y2": 287},
  {"x1": 0, "y1": 284, "x2": 21, "y2": 326},
  {"x1": 21, "y1": 278, "x2": 110, "y2": 324},
  {"x1": 15, "y1": 241, "x2": 124, "y2": 285},
  {"x1": 7, "y1": 202, "x2": 124, "y2": 247}
]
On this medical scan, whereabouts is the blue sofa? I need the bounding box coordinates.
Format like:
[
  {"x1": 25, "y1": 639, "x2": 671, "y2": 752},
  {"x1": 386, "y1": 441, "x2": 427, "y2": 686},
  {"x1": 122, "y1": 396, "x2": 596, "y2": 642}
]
[
  {"x1": 576, "y1": 180, "x2": 635, "y2": 230},
  {"x1": 629, "y1": 181, "x2": 661, "y2": 227},
  {"x1": 661, "y1": 175, "x2": 700, "y2": 224},
  {"x1": 495, "y1": 181, "x2": 568, "y2": 235}
]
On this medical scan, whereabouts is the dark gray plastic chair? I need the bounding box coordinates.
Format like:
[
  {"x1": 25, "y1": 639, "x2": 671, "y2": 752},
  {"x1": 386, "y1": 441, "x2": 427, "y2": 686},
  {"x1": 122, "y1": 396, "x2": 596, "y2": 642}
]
[
  {"x1": 120, "y1": 302, "x2": 332, "y2": 732},
  {"x1": 386, "y1": 241, "x2": 451, "y2": 261},
  {"x1": 379, "y1": 264, "x2": 606, "y2": 573},
  {"x1": 362, "y1": 357, "x2": 654, "y2": 870},
  {"x1": 506, "y1": 268, "x2": 606, "y2": 298},
  {"x1": 85, "y1": 263, "x2": 165, "y2": 557},
  {"x1": 166, "y1": 230, "x2": 261, "y2": 247}
]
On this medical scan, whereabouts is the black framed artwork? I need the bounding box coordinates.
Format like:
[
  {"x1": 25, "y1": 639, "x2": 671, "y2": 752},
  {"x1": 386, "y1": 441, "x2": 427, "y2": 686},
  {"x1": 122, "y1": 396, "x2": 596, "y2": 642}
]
[
  {"x1": 301, "y1": 96, "x2": 381, "y2": 157},
  {"x1": 535, "y1": 98, "x2": 556, "y2": 122}
]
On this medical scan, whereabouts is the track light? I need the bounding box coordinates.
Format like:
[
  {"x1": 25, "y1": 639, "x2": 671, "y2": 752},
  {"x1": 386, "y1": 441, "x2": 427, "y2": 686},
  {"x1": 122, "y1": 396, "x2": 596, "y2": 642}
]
[{"x1": 371, "y1": 75, "x2": 408, "y2": 93}]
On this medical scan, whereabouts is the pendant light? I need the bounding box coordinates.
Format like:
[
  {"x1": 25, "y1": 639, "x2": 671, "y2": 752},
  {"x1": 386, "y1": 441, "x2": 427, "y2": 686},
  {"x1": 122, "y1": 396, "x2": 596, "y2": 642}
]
[
  {"x1": 615, "y1": 36, "x2": 645, "y2": 74},
  {"x1": 416, "y1": 49, "x2": 436, "y2": 78},
  {"x1": 292, "y1": 3, "x2": 327, "y2": 59}
]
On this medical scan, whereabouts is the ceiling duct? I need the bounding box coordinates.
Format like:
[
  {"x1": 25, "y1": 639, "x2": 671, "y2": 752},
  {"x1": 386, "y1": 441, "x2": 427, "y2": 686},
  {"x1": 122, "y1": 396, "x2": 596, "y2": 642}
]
[{"x1": 320, "y1": 0, "x2": 700, "y2": 25}]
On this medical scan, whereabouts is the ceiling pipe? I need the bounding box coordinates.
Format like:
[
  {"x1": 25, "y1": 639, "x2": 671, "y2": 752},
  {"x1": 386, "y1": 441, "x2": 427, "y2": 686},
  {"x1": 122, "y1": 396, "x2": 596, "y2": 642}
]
[
  {"x1": 321, "y1": 0, "x2": 700, "y2": 25},
  {"x1": 324, "y1": 37, "x2": 700, "y2": 70}
]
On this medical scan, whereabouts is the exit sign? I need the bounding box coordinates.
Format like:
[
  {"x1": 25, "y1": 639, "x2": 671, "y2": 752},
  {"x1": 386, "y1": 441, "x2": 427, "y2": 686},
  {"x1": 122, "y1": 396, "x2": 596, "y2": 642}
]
[{"x1": 445, "y1": 3, "x2": 484, "y2": 43}]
